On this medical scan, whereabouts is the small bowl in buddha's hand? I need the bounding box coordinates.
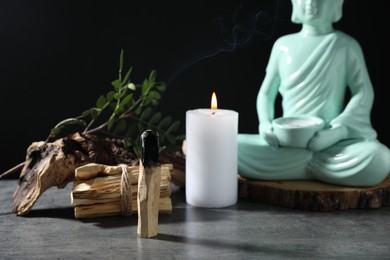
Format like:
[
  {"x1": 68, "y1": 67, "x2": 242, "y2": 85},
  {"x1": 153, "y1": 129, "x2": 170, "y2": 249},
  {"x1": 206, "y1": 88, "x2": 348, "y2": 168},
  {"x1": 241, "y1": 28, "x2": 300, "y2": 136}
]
[{"x1": 272, "y1": 116, "x2": 325, "y2": 148}]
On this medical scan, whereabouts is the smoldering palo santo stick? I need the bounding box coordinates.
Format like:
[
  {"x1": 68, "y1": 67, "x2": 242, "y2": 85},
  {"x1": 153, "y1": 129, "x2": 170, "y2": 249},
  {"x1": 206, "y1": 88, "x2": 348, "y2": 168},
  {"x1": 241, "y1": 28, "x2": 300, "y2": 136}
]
[{"x1": 137, "y1": 129, "x2": 161, "y2": 238}]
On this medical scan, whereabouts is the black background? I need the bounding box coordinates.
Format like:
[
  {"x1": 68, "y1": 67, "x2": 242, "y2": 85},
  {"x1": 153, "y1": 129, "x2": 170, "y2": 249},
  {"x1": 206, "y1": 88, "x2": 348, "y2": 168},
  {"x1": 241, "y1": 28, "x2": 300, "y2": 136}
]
[{"x1": 0, "y1": 0, "x2": 387, "y2": 176}]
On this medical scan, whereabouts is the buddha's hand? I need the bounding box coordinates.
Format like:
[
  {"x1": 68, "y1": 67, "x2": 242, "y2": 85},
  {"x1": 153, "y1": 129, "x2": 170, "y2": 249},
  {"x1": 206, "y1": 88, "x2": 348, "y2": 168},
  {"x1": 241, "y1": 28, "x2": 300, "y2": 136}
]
[
  {"x1": 308, "y1": 124, "x2": 348, "y2": 152},
  {"x1": 263, "y1": 126, "x2": 279, "y2": 148}
]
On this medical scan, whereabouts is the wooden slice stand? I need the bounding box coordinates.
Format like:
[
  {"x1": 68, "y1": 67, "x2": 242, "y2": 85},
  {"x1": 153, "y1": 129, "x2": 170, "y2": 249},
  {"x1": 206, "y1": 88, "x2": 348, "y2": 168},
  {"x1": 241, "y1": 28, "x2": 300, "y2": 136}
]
[{"x1": 238, "y1": 175, "x2": 390, "y2": 211}]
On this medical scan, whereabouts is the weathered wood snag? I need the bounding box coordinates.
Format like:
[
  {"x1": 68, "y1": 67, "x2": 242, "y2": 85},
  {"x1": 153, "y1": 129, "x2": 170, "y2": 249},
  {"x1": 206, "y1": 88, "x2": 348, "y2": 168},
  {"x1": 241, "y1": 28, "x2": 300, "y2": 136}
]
[
  {"x1": 11, "y1": 132, "x2": 185, "y2": 216},
  {"x1": 12, "y1": 132, "x2": 138, "y2": 216}
]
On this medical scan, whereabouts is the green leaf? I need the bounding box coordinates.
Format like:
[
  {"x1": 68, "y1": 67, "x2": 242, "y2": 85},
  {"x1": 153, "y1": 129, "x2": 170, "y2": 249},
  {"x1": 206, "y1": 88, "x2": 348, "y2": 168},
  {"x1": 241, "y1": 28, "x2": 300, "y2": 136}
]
[
  {"x1": 96, "y1": 95, "x2": 106, "y2": 109},
  {"x1": 107, "y1": 113, "x2": 116, "y2": 130},
  {"x1": 119, "y1": 93, "x2": 133, "y2": 109},
  {"x1": 151, "y1": 99, "x2": 159, "y2": 106},
  {"x1": 54, "y1": 118, "x2": 86, "y2": 129},
  {"x1": 149, "y1": 70, "x2": 156, "y2": 83},
  {"x1": 166, "y1": 120, "x2": 180, "y2": 134},
  {"x1": 140, "y1": 107, "x2": 152, "y2": 120},
  {"x1": 49, "y1": 128, "x2": 60, "y2": 139},
  {"x1": 113, "y1": 92, "x2": 121, "y2": 100},
  {"x1": 155, "y1": 83, "x2": 166, "y2": 92},
  {"x1": 81, "y1": 108, "x2": 92, "y2": 117},
  {"x1": 119, "y1": 49, "x2": 124, "y2": 73},
  {"x1": 175, "y1": 134, "x2": 186, "y2": 141},
  {"x1": 119, "y1": 86, "x2": 128, "y2": 98},
  {"x1": 90, "y1": 108, "x2": 101, "y2": 120},
  {"x1": 122, "y1": 67, "x2": 133, "y2": 85},
  {"x1": 81, "y1": 108, "x2": 101, "y2": 119},
  {"x1": 116, "y1": 106, "x2": 124, "y2": 115},
  {"x1": 109, "y1": 102, "x2": 117, "y2": 110},
  {"x1": 49, "y1": 118, "x2": 86, "y2": 139},
  {"x1": 144, "y1": 97, "x2": 153, "y2": 107},
  {"x1": 149, "y1": 91, "x2": 161, "y2": 100},
  {"x1": 111, "y1": 79, "x2": 121, "y2": 90},
  {"x1": 135, "y1": 106, "x2": 142, "y2": 115},
  {"x1": 142, "y1": 79, "x2": 150, "y2": 94},
  {"x1": 158, "y1": 116, "x2": 172, "y2": 129},
  {"x1": 148, "y1": 112, "x2": 161, "y2": 126},
  {"x1": 106, "y1": 91, "x2": 115, "y2": 102}
]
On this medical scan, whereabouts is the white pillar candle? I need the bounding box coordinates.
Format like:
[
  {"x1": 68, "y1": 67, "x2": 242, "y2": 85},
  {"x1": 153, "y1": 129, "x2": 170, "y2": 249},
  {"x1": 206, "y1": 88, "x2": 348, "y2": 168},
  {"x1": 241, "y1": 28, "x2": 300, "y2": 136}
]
[{"x1": 185, "y1": 94, "x2": 238, "y2": 208}]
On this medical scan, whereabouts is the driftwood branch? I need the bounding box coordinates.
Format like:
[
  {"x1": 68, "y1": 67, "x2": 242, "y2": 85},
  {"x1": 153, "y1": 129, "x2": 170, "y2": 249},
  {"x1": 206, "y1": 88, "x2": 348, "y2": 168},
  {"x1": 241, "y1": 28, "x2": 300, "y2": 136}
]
[
  {"x1": 11, "y1": 132, "x2": 185, "y2": 216},
  {"x1": 12, "y1": 132, "x2": 138, "y2": 216}
]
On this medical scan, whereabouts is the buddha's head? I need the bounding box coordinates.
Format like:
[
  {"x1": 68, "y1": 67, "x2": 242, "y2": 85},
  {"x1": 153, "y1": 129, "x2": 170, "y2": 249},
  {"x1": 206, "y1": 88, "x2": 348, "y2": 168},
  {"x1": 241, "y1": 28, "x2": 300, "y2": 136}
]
[{"x1": 291, "y1": 0, "x2": 344, "y2": 25}]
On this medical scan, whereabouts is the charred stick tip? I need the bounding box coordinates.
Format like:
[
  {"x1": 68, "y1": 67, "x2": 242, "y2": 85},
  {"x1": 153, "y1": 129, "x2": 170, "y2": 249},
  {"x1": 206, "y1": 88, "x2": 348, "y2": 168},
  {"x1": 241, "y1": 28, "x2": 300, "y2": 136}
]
[{"x1": 141, "y1": 129, "x2": 160, "y2": 167}]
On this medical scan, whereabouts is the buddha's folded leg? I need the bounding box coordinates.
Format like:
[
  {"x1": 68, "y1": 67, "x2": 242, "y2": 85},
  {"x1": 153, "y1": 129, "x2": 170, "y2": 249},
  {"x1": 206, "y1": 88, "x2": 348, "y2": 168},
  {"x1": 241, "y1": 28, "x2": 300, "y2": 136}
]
[
  {"x1": 308, "y1": 139, "x2": 390, "y2": 186},
  {"x1": 238, "y1": 134, "x2": 313, "y2": 180}
]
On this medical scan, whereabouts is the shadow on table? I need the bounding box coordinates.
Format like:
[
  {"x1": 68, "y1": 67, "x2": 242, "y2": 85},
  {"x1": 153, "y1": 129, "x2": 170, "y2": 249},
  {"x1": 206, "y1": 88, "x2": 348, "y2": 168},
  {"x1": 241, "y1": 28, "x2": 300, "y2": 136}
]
[
  {"x1": 79, "y1": 215, "x2": 138, "y2": 228},
  {"x1": 154, "y1": 233, "x2": 296, "y2": 256},
  {"x1": 19, "y1": 206, "x2": 75, "y2": 219}
]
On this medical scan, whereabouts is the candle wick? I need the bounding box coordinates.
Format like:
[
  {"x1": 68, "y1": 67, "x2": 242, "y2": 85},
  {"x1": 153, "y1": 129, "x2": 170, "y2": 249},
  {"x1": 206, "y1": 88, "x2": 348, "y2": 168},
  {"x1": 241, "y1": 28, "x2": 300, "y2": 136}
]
[{"x1": 212, "y1": 112, "x2": 216, "y2": 115}]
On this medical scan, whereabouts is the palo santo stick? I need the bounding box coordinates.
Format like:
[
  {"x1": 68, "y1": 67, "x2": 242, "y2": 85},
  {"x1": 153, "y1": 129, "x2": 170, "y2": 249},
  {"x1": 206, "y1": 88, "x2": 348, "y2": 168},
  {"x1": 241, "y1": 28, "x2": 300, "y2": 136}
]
[
  {"x1": 71, "y1": 164, "x2": 172, "y2": 206},
  {"x1": 75, "y1": 163, "x2": 172, "y2": 181},
  {"x1": 71, "y1": 162, "x2": 173, "y2": 219},
  {"x1": 71, "y1": 179, "x2": 171, "y2": 207},
  {"x1": 74, "y1": 197, "x2": 172, "y2": 219},
  {"x1": 137, "y1": 129, "x2": 161, "y2": 238}
]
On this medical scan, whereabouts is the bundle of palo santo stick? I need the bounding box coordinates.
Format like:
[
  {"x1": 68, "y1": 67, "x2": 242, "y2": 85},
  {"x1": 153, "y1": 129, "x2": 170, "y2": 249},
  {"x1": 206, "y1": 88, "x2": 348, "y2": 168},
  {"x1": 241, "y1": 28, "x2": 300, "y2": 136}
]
[{"x1": 71, "y1": 163, "x2": 173, "y2": 218}]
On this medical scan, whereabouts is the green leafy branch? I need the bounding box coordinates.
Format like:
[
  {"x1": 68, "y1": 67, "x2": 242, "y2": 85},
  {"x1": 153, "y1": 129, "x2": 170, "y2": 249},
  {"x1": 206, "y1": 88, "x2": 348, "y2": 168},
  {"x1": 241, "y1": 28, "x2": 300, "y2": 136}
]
[{"x1": 46, "y1": 49, "x2": 184, "y2": 157}]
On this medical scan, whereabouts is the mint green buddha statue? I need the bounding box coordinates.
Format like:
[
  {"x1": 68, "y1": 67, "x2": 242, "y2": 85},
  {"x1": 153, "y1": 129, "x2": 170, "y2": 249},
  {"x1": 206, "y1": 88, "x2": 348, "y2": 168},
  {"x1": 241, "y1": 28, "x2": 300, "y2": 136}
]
[{"x1": 238, "y1": 0, "x2": 390, "y2": 186}]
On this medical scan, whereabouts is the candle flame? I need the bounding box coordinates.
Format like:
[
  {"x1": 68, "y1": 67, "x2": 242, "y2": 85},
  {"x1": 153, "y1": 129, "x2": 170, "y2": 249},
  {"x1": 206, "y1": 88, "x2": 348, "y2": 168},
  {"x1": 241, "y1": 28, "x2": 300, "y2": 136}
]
[{"x1": 211, "y1": 92, "x2": 218, "y2": 110}]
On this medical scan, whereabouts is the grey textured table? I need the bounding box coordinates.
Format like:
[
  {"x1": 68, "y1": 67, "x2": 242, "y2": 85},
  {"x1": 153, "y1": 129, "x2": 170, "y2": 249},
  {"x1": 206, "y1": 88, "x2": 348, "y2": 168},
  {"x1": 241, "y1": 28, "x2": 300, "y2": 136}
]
[{"x1": 1, "y1": 179, "x2": 390, "y2": 259}]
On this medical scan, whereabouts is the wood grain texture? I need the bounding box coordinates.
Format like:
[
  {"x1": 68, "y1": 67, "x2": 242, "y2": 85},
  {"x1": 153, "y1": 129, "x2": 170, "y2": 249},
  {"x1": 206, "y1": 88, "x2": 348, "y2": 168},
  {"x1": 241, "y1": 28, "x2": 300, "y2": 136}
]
[
  {"x1": 71, "y1": 163, "x2": 172, "y2": 218},
  {"x1": 137, "y1": 165, "x2": 161, "y2": 238},
  {"x1": 238, "y1": 175, "x2": 390, "y2": 211}
]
